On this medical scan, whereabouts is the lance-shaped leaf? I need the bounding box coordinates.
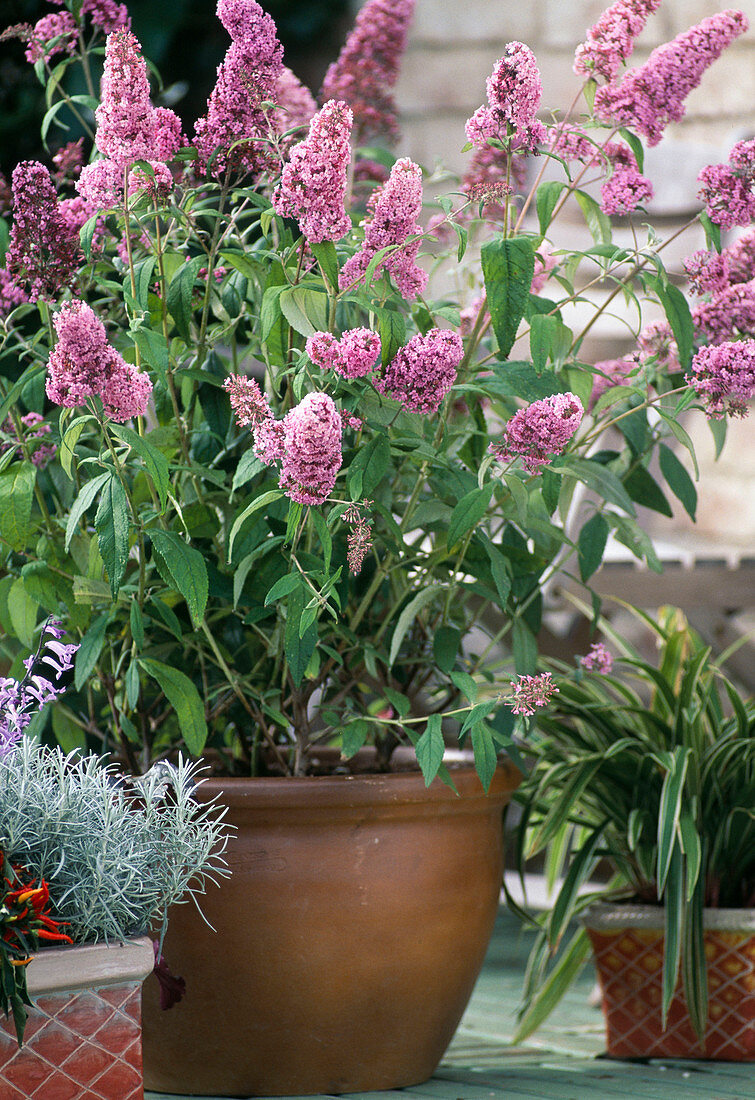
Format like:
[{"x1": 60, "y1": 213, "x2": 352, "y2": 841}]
[
  {"x1": 139, "y1": 657, "x2": 208, "y2": 755},
  {"x1": 95, "y1": 473, "x2": 130, "y2": 598},
  {"x1": 481, "y1": 236, "x2": 535, "y2": 359},
  {"x1": 149, "y1": 528, "x2": 209, "y2": 628}
]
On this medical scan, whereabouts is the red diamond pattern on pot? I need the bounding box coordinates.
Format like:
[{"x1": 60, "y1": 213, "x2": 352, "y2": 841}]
[
  {"x1": 588, "y1": 926, "x2": 755, "y2": 1060},
  {"x1": 0, "y1": 982, "x2": 144, "y2": 1100}
]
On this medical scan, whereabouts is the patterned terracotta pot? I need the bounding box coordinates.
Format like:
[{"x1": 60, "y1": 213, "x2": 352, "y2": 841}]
[
  {"x1": 0, "y1": 937, "x2": 155, "y2": 1100},
  {"x1": 583, "y1": 904, "x2": 755, "y2": 1060},
  {"x1": 142, "y1": 763, "x2": 520, "y2": 1096}
]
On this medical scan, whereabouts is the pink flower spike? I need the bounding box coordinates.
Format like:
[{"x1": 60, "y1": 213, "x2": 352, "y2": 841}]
[
  {"x1": 580, "y1": 642, "x2": 614, "y2": 674},
  {"x1": 272, "y1": 100, "x2": 352, "y2": 243},
  {"x1": 698, "y1": 138, "x2": 755, "y2": 230},
  {"x1": 686, "y1": 340, "x2": 755, "y2": 418},
  {"x1": 339, "y1": 157, "x2": 427, "y2": 298},
  {"x1": 279, "y1": 392, "x2": 343, "y2": 505},
  {"x1": 320, "y1": 0, "x2": 416, "y2": 143},
  {"x1": 6, "y1": 161, "x2": 80, "y2": 301},
  {"x1": 507, "y1": 672, "x2": 558, "y2": 716},
  {"x1": 95, "y1": 29, "x2": 157, "y2": 170},
  {"x1": 45, "y1": 300, "x2": 114, "y2": 408},
  {"x1": 307, "y1": 329, "x2": 381, "y2": 379},
  {"x1": 376, "y1": 329, "x2": 463, "y2": 415},
  {"x1": 25, "y1": 12, "x2": 77, "y2": 65},
  {"x1": 492, "y1": 393, "x2": 584, "y2": 474},
  {"x1": 574, "y1": 0, "x2": 662, "y2": 83},
  {"x1": 465, "y1": 43, "x2": 544, "y2": 149}
]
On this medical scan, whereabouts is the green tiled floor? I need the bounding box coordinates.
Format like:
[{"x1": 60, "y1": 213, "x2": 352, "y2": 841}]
[{"x1": 146, "y1": 909, "x2": 755, "y2": 1100}]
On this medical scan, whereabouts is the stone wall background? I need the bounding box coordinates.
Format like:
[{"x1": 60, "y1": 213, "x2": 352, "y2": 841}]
[{"x1": 357, "y1": 0, "x2": 755, "y2": 552}]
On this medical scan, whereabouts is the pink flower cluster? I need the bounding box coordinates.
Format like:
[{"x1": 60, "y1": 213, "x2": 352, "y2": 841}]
[
  {"x1": 595, "y1": 10, "x2": 748, "y2": 146},
  {"x1": 1, "y1": 413, "x2": 57, "y2": 469},
  {"x1": 6, "y1": 161, "x2": 80, "y2": 301},
  {"x1": 684, "y1": 229, "x2": 755, "y2": 346},
  {"x1": 339, "y1": 157, "x2": 427, "y2": 298},
  {"x1": 193, "y1": 0, "x2": 284, "y2": 176},
  {"x1": 638, "y1": 319, "x2": 679, "y2": 371},
  {"x1": 465, "y1": 43, "x2": 547, "y2": 154},
  {"x1": 376, "y1": 329, "x2": 463, "y2": 415},
  {"x1": 306, "y1": 329, "x2": 381, "y2": 379},
  {"x1": 600, "y1": 141, "x2": 653, "y2": 215},
  {"x1": 272, "y1": 100, "x2": 352, "y2": 242},
  {"x1": 462, "y1": 142, "x2": 528, "y2": 218},
  {"x1": 492, "y1": 392, "x2": 584, "y2": 474},
  {"x1": 225, "y1": 377, "x2": 343, "y2": 504},
  {"x1": 46, "y1": 300, "x2": 152, "y2": 421},
  {"x1": 78, "y1": 30, "x2": 184, "y2": 207},
  {"x1": 589, "y1": 357, "x2": 636, "y2": 409},
  {"x1": 25, "y1": 11, "x2": 77, "y2": 64},
  {"x1": 52, "y1": 139, "x2": 85, "y2": 185},
  {"x1": 686, "y1": 340, "x2": 755, "y2": 418},
  {"x1": 80, "y1": 0, "x2": 131, "y2": 34},
  {"x1": 507, "y1": 672, "x2": 558, "y2": 717},
  {"x1": 580, "y1": 642, "x2": 614, "y2": 674},
  {"x1": 574, "y1": 0, "x2": 662, "y2": 83},
  {"x1": 320, "y1": 0, "x2": 415, "y2": 143},
  {"x1": 0, "y1": 268, "x2": 28, "y2": 314},
  {"x1": 698, "y1": 137, "x2": 755, "y2": 231}
]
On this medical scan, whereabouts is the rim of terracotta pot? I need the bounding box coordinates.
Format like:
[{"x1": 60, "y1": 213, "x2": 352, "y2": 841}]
[
  {"x1": 196, "y1": 760, "x2": 520, "y2": 815},
  {"x1": 581, "y1": 903, "x2": 755, "y2": 933},
  {"x1": 25, "y1": 935, "x2": 155, "y2": 996}
]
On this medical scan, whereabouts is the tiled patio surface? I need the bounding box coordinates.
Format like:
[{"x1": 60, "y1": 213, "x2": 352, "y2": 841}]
[{"x1": 146, "y1": 908, "x2": 755, "y2": 1100}]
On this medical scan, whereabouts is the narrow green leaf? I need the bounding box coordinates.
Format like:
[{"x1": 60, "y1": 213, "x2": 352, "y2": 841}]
[
  {"x1": 94, "y1": 474, "x2": 130, "y2": 598},
  {"x1": 166, "y1": 256, "x2": 203, "y2": 340},
  {"x1": 548, "y1": 825, "x2": 604, "y2": 948},
  {"x1": 65, "y1": 472, "x2": 111, "y2": 551},
  {"x1": 309, "y1": 240, "x2": 339, "y2": 290},
  {"x1": 649, "y1": 275, "x2": 695, "y2": 370},
  {"x1": 8, "y1": 578, "x2": 38, "y2": 649},
  {"x1": 228, "y1": 490, "x2": 284, "y2": 560},
  {"x1": 512, "y1": 618, "x2": 537, "y2": 675},
  {"x1": 111, "y1": 423, "x2": 170, "y2": 512},
  {"x1": 658, "y1": 443, "x2": 697, "y2": 521},
  {"x1": 577, "y1": 512, "x2": 609, "y2": 582},
  {"x1": 416, "y1": 714, "x2": 444, "y2": 786},
  {"x1": 149, "y1": 528, "x2": 209, "y2": 628},
  {"x1": 139, "y1": 657, "x2": 208, "y2": 755},
  {"x1": 447, "y1": 486, "x2": 491, "y2": 549},
  {"x1": 536, "y1": 181, "x2": 566, "y2": 235},
  {"x1": 657, "y1": 746, "x2": 690, "y2": 893},
  {"x1": 662, "y1": 844, "x2": 685, "y2": 1026},
  {"x1": 131, "y1": 326, "x2": 170, "y2": 386},
  {"x1": 512, "y1": 929, "x2": 591, "y2": 1043},
  {"x1": 378, "y1": 308, "x2": 406, "y2": 367},
  {"x1": 624, "y1": 465, "x2": 673, "y2": 517},
  {"x1": 433, "y1": 625, "x2": 460, "y2": 674},
  {"x1": 59, "y1": 416, "x2": 93, "y2": 479},
  {"x1": 574, "y1": 189, "x2": 612, "y2": 244},
  {"x1": 529, "y1": 313, "x2": 572, "y2": 374},
  {"x1": 264, "y1": 572, "x2": 302, "y2": 606},
  {"x1": 130, "y1": 601, "x2": 145, "y2": 649},
  {"x1": 74, "y1": 612, "x2": 109, "y2": 690},
  {"x1": 341, "y1": 719, "x2": 368, "y2": 758},
  {"x1": 389, "y1": 587, "x2": 439, "y2": 667},
  {"x1": 232, "y1": 450, "x2": 264, "y2": 492},
  {"x1": 559, "y1": 457, "x2": 636, "y2": 516},
  {"x1": 284, "y1": 584, "x2": 317, "y2": 686},
  {"x1": 279, "y1": 285, "x2": 329, "y2": 337},
  {"x1": 481, "y1": 236, "x2": 536, "y2": 359},
  {"x1": 682, "y1": 876, "x2": 708, "y2": 1040},
  {"x1": 678, "y1": 810, "x2": 702, "y2": 903},
  {"x1": 470, "y1": 721, "x2": 497, "y2": 792},
  {"x1": 0, "y1": 464, "x2": 36, "y2": 551}
]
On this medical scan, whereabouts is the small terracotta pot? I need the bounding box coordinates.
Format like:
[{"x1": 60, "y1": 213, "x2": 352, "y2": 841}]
[
  {"x1": 583, "y1": 904, "x2": 755, "y2": 1060},
  {"x1": 142, "y1": 762, "x2": 519, "y2": 1096},
  {"x1": 0, "y1": 937, "x2": 155, "y2": 1100}
]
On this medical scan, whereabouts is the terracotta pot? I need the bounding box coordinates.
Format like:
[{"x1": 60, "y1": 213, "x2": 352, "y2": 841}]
[
  {"x1": 583, "y1": 904, "x2": 755, "y2": 1060},
  {"x1": 142, "y1": 762, "x2": 519, "y2": 1096},
  {"x1": 0, "y1": 936, "x2": 154, "y2": 1100}
]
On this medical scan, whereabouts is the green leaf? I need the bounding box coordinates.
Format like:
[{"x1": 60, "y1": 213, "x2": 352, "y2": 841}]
[
  {"x1": 577, "y1": 512, "x2": 609, "y2": 583},
  {"x1": 139, "y1": 658, "x2": 208, "y2": 755},
  {"x1": 74, "y1": 612, "x2": 109, "y2": 690},
  {"x1": 284, "y1": 584, "x2": 317, "y2": 686},
  {"x1": 649, "y1": 276, "x2": 695, "y2": 370},
  {"x1": 529, "y1": 313, "x2": 572, "y2": 374},
  {"x1": 574, "y1": 189, "x2": 612, "y2": 244},
  {"x1": 512, "y1": 618, "x2": 537, "y2": 674},
  {"x1": 111, "y1": 423, "x2": 170, "y2": 512},
  {"x1": 228, "y1": 490, "x2": 284, "y2": 561},
  {"x1": 8, "y1": 578, "x2": 38, "y2": 649},
  {"x1": 79, "y1": 214, "x2": 99, "y2": 261},
  {"x1": 483, "y1": 540, "x2": 512, "y2": 610},
  {"x1": 681, "y1": 877, "x2": 707, "y2": 1040},
  {"x1": 264, "y1": 572, "x2": 302, "y2": 606},
  {"x1": 125, "y1": 660, "x2": 140, "y2": 709},
  {"x1": 41, "y1": 94, "x2": 98, "y2": 145},
  {"x1": 618, "y1": 128, "x2": 644, "y2": 173},
  {"x1": 378, "y1": 308, "x2": 406, "y2": 367},
  {"x1": 433, "y1": 625, "x2": 461, "y2": 673},
  {"x1": 662, "y1": 844, "x2": 685, "y2": 1026},
  {"x1": 699, "y1": 210, "x2": 721, "y2": 254},
  {"x1": 310, "y1": 240, "x2": 339, "y2": 290},
  {"x1": 559, "y1": 457, "x2": 636, "y2": 516},
  {"x1": 232, "y1": 450, "x2": 264, "y2": 492},
  {"x1": 678, "y1": 810, "x2": 702, "y2": 903},
  {"x1": 512, "y1": 929, "x2": 591, "y2": 1042},
  {"x1": 470, "y1": 722, "x2": 497, "y2": 792},
  {"x1": 59, "y1": 415, "x2": 93, "y2": 479},
  {"x1": 131, "y1": 256, "x2": 156, "y2": 311},
  {"x1": 51, "y1": 705, "x2": 86, "y2": 752},
  {"x1": 95, "y1": 474, "x2": 130, "y2": 598},
  {"x1": 149, "y1": 529, "x2": 209, "y2": 628},
  {"x1": 416, "y1": 714, "x2": 444, "y2": 786},
  {"x1": 658, "y1": 444, "x2": 697, "y2": 521},
  {"x1": 389, "y1": 587, "x2": 440, "y2": 668},
  {"x1": 447, "y1": 486, "x2": 491, "y2": 549},
  {"x1": 481, "y1": 236, "x2": 536, "y2": 359},
  {"x1": 348, "y1": 433, "x2": 390, "y2": 499},
  {"x1": 131, "y1": 326, "x2": 169, "y2": 386},
  {"x1": 341, "y1": 719, "x2": 368, "y2": 758},
  {"x1": 130, "y1": 601, "x2": 145, "y2": 649},
  {"x1": 0, "y1": 464, "x2": 36, "y2": 552},
  {"x1": 657, "y1": 746, "x2": 690, "y2": 894},
  {"x1": 624, "y1": 465, "x2": 673, "y2": 517},
  {"x1": 65, "y1": 472, "x2": 112, "y2": 552},
  {"x1": 548, "y1": 825, "x2": 604, "y2": 948},
  {"x1": 536, "y1": 181, "x2": 566, "y2": 236},
  {"x1": 166, "y1": 256, "x2": 203, "y2": 340},
  {"x1": 279, "y1": 285, "x2": 329, "y2": 337}
]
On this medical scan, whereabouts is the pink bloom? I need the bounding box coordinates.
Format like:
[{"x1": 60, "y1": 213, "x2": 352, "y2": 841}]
[
  {"x1": 306, "y1": 329, "x2": 381, "y2": 379},
  {"x1": 698, "y1": 138, "x2": 755, "y2": 230},
  {"x1": 95, "y1": 29, "x2": 157, "y2": 169},
  {"x1": 193, "y1": 0, "x2": 284, "y2": 177},
  {"x1": 531, "y1": 241, "x2": 557, "y2": 294},
  {"x1": 492, "y1": 392, "x2": 584, "y2": 474},
  {"x1": 6, "y1": 161, "x2": 80, "y2": 301},
  {"x1": 638, "y1": 320, "x2": 679, "y2": 371},
  {"x1": 686, "y1": 340, "x2": 755, "y2": 417},
  {"x1": 272, "y1": 100, "x2": 352, "y2": 243},
  {"x1": 152, "y1": 107, "x2": 186, "y2": 162},
  {"x1": 320, "y1": 0, "x2": 415, "y2": 143},
  {"x1": 548, "y1": 123, "x2": 596, "y2": 163},
  {"x1": 46, "y1": 299, "x2": 151, "y2": 418},
  {"x1": 224, "y1": 374, "x2": 284, "y2": 466},
  {"x1": 465, "y1": 43, "x2": 546, "y2": 153},
  {"x1": 459, "y1": 295, "x2": 488, "y2": 337},
  {"x1": 724, "y1": 228, "x2": 755, "y2": 285},
  {"x1": 580, "y1": 642, "x2": 614, "y2": 674},
  {"x1": 684, "y1": 250, "x2": 731, "y2": 296},
  {"x1": 462, "y1": 142, "x2": 527, "y2": 219},
  {"x1": 507, "y1": 672, "x2": 558, "y2": 716},
  {"x1": 280, "y1": 392, "x2": 343, "y2": 505},
  {"x1": 52, "y1": 139, "x2": 85, "y2": 185},
  {"x1": 600, "y1": 162, "x2": 653, "y2": 215},
  {"x1": 574, "y1": 0, "x2": 662, "y2": 83},
  {"x1": 376, "y1": 329, "x2": 463, "y2": 415},
  {"x1": 81, "y1": 0, "x2": 131, "y2": 33},
  {"x1": 595, "y1": 10, "x2": 748, "y2": 146},
  {"x1": 589, "y1": 357, "x2": 636, "y2": 409},
  {"x1": 77, "y1": 158, "x2": 122, "y2": 209},
  {"x1": 128, "y1": 161, "x2": 175, "y2": 201},
  {"x1": 343, "y1": 500, "x2": 373, "y2": 575},
  {"x1": 693, "y1": 281, "x2": 755, "y2": 343},
  {"x1": 25, "y1": 11, "x2": 77, "y2": 64},
  {"x1": 339, "y1": 157, "x2": 427, "y2": 298},
  {"x1": 0, "y1": 268, "x2": 28, "y2": 314}
]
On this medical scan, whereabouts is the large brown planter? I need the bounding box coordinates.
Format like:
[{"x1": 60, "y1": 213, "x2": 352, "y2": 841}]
[
  {"x1": 142, "y1": 762, "x2": 519, "y2": 1096},
  {"x1": 583, "y1": 904, "x2": 755, "y2": 1061}
]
